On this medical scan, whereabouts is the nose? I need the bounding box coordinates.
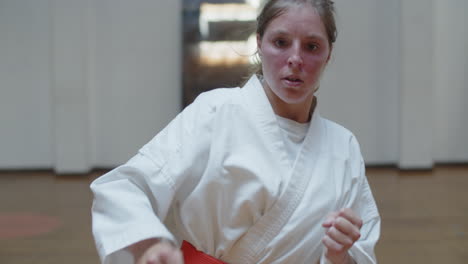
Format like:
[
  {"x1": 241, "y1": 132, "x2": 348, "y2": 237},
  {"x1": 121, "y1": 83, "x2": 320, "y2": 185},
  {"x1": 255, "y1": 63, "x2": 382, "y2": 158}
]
[{"x1": 287, "y1": 44, "x2": 303, "y2": 68}]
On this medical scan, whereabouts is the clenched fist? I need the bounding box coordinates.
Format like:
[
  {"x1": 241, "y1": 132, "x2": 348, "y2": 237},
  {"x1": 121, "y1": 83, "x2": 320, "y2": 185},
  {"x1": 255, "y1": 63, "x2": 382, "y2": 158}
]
[
  {"x1": 129, "y1": 238, "x2": 184, "y2": 264},
  {"x1": 322, "y1": 208, "x2": 362, "y2": 264}
]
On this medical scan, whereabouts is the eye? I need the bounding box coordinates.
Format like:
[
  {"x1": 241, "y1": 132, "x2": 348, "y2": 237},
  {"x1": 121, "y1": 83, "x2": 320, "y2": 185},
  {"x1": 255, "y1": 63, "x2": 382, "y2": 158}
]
[
  {"x1": 306, "y1": 43, "x2": 319, "y2": 51},
  {"x1": 274, "y1": 38, "x2": 288, "y2": 48}
]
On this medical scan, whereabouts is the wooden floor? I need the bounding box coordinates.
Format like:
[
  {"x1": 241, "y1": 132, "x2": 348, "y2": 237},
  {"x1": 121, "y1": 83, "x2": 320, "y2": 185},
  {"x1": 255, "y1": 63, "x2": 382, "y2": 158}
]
[{"x1": 0, "y1": 165, "x2": 467, "y2": 264}]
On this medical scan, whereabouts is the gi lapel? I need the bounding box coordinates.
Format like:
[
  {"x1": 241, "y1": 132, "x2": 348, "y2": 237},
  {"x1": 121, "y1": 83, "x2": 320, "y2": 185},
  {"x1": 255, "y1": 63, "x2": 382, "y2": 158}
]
[{"x1": 223, "y1": 76, "x2": 325, "y2": 263}]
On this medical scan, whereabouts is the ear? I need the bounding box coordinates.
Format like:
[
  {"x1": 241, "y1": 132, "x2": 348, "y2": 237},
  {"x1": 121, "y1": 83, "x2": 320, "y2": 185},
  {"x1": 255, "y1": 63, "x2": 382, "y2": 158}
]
[
  {"x1": 256, "y1": 34, "x2": 262, "y2": 56},
  {"x1": 326, "y1": 45, "x2": 333, "y2": 63}
]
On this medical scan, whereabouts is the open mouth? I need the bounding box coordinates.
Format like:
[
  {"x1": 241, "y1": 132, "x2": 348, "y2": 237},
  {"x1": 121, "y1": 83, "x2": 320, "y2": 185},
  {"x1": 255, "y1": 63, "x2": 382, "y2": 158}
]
[
  {"x1": 285, "y1": 77, "x2": 302, "y2": 82},
  {"x1": 283, "y1": 76, "x2": 304, "y2": 86}
]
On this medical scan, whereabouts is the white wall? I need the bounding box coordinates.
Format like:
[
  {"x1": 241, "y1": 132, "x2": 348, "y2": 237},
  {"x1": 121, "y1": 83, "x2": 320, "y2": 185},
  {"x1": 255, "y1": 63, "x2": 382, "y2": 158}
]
[
  {"x1": 434, "y1": 0, "x2": 468, "y2": 163},
  {"x1": 0, "y1": 0, "x2": 181, "y2": 172},
  {"x1": 320, "y1": 0, "x2": 468, "y2": 167},
  {"x1": 91, "y1": 0, "x2": 182, "y2": 168},
  {"x1": 320, "y1": 0, "x2": 400, "y2": 165},
  {"x1": 0, "y1": 0, "x2": 53, "y2": 169},
  {"x1": 0, "y1": 0, "x2": 466, "y2": 172},
  {"x1": 398, "y1": 0, "x2": 435, "y2": 168}
]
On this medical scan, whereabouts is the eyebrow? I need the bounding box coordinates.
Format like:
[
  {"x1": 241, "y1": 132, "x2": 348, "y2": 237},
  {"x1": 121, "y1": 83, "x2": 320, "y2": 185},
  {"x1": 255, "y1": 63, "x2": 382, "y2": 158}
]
[{"x1": 269, "y1": 29, "x2": 326, "y2": 42}]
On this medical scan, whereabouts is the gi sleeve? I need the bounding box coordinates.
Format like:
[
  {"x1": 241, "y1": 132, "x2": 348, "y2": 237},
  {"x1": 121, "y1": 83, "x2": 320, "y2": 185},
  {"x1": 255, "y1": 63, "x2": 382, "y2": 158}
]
[
  {"x1": 347, "y1": 136, "x2": 381, "y2": 264},
  {"x1": 90, "y1": 93, "x2": 215, "y2": 264},
  {"x1": 320, "y1": 134, "x2": 380, "y2": 264}
]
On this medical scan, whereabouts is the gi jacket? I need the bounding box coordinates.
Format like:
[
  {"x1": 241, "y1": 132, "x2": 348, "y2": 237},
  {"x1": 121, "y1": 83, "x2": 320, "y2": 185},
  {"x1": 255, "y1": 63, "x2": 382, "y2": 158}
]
[{"x1": 91, "y1": 75, "x2": 380, "y2": 264}]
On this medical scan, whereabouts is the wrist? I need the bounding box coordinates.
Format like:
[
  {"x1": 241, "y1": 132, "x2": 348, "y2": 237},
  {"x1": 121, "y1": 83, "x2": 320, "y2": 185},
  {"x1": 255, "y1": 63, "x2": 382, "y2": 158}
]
[
  {"x1": 340, "y1": 252, "x2": 356, "y2": 264},
  {"x1": 326, "y1": 251, "x2": 355, "y2": 264},
  {"x1": 128, "y1": 237, "x2": 174, "y2": 261}
]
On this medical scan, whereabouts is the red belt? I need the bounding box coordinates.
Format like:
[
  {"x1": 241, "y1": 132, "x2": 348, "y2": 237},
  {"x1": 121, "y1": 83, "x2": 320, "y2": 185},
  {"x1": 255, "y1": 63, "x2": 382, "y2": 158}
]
[{"x1": 181, "y1": 240, "x2": 227, "y2": 264}]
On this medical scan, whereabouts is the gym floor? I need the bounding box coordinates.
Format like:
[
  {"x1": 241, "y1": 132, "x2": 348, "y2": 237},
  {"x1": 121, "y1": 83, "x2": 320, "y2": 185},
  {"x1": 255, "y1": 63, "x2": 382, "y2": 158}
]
[{"x1": 0, "y1": 165, "x2": 467, "y2": 264}]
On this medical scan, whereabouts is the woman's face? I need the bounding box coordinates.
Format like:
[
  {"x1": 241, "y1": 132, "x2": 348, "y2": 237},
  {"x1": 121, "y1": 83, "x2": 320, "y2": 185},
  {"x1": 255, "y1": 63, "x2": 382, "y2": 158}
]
[{"x1": 258, "y1": 4, "x2": 331, "y2": 107}]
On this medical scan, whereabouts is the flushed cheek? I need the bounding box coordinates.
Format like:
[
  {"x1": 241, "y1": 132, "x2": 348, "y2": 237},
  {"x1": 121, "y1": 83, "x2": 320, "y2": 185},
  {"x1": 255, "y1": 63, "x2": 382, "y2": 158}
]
[
  {"x1": 263, "y1": 60, "x2": 289, "y2": 82},
  {"x1": 305, "y1": 53, "x2": 328, "y2": 65},
  {"x1": 304, "y1": 58, "x2": 328, "y2": 74},
  {"x1": 262, "y1": 47, "x2": 288, "y2": 64},
  {"x1": 304, "y1": 63, "x2": 325, "y2": 77},
  {"x1": 264, "y1": 56, "x2": 288, "y2": 72}
]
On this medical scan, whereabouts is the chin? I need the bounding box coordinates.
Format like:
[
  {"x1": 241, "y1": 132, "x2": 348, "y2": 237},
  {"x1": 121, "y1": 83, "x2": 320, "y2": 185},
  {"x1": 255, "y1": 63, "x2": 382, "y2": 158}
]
[
  {"x1": 279, "y1": 90, "x2": 311, "y2": 105},
  {"x1": 279, "y1": 95, "x2": 309, "y2": 105}
]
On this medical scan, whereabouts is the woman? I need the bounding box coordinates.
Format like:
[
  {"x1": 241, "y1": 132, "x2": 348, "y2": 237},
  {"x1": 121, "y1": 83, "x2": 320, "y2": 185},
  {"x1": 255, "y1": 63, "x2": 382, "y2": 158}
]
[{"x1": 91, "y1": 0, "x2": 380, "y2": 263}]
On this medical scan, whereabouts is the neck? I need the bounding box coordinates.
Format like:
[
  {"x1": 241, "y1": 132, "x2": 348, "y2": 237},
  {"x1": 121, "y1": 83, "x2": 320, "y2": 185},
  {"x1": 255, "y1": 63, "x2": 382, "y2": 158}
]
[{"x1": 263, "y1": 85, "x2": 316, "y2": 123}]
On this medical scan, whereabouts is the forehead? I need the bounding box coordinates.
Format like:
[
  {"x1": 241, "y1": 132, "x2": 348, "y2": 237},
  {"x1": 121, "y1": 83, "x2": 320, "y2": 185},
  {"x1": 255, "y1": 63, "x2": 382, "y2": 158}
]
[{"x1": 264, "y1": 4, "x2": 327, "y2": 39}]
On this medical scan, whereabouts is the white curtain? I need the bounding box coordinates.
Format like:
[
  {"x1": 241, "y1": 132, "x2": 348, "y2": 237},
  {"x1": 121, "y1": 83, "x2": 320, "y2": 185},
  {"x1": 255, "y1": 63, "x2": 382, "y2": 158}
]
[
  {"x1": 0, "y1": 0, "x2": 182, "y2": 173},
  {"x1": 320, "y1": 0, "x2": 468, "y2": 168}
]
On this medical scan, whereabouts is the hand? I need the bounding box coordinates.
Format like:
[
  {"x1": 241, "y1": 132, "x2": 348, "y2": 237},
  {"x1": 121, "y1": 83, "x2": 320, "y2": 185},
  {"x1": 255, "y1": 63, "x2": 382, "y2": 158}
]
[
  {"x1": 130, "y1": 238, "x2": 184, "y2": 264},
  {"x1": 321, "y1": 208, "x2": 363, "y2": 264}
]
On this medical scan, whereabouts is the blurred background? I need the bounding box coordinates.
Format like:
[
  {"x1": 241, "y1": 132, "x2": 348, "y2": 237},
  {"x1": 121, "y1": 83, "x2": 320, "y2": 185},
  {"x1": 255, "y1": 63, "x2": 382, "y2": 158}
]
[{"x1": 0, "y1": 0, "x2": 467, "y2": 263}]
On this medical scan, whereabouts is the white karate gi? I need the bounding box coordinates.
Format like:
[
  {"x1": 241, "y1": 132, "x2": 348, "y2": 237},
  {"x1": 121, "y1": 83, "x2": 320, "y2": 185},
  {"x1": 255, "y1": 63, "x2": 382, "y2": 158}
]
[{"x1": 91, "y1": 75, "x2": 380, "y2": 264}]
